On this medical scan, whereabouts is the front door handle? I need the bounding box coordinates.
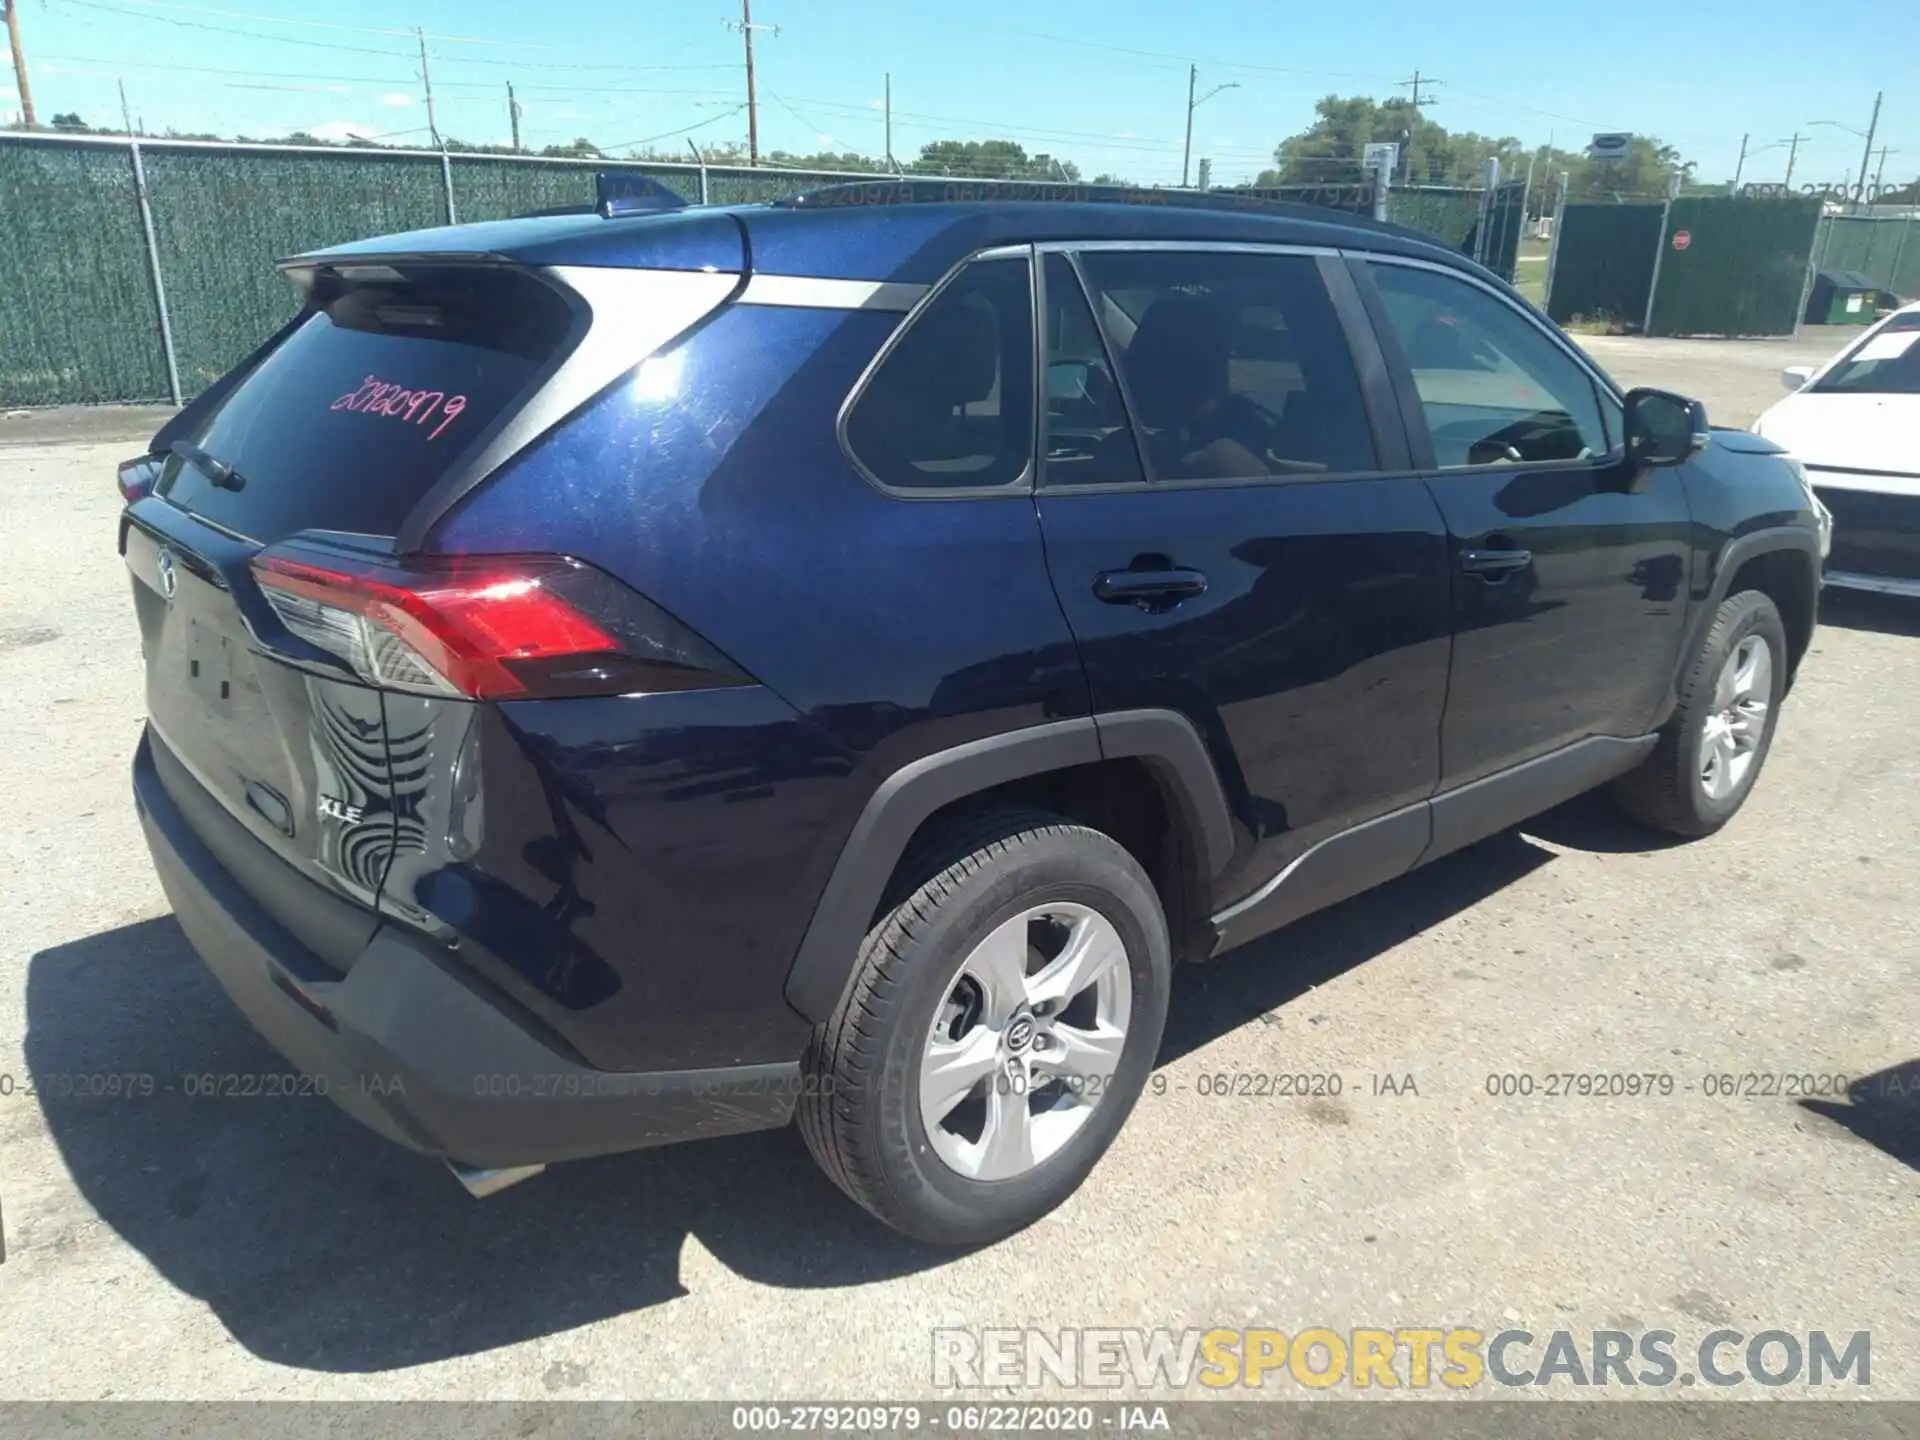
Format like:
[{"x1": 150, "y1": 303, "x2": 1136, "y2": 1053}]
[
  {"x1": 1093, "y1": 566, "x2": 1208, "y2": 611},
  {"x1": 1460, "y1": 547, "x2": 1533, "y2": 577}
]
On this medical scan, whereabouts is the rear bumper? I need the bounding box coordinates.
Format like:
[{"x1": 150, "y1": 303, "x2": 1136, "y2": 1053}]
[{"x1": 133, "y1": 730, "x2": 800, "y2": 1168}]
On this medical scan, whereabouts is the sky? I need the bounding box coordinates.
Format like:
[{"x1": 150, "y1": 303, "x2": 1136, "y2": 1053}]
[{"x1": 3, "y1": 0, "x2": 1915, "y2": 190}]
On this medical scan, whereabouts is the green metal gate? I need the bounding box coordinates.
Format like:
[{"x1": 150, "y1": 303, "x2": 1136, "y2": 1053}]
[
  {"x1": 1545, "y1": 203, "x2": 1664, "y2": 328},
  {"x1": 1645, "y1": 196, "x2": 1822, "y2": 338}
]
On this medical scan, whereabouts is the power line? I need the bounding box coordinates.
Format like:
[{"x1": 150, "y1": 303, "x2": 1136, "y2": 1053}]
[
  {"x1": 50, "y1": 0, "x2": 735, "y2": 74},
  {"x1": 55, "y1": 0, "x2": 414, "y2": 57},
  {"x1": 39, "y1": 52, "x2": 740, "y2": 98},
  {"x1": 74, "y1": 0, "x2": 526, "y2": 46},
  {"x1": 599, "y1": 104, "x2": 746, "y2": 155}
]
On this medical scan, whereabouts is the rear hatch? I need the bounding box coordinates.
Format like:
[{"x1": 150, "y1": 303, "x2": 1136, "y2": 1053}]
[{"x1": 125, "y1": 261, "x2": 593, "y2": 970}]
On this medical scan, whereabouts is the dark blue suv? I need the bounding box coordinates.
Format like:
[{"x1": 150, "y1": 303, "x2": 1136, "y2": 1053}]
[{"x1": 119, "y1": 183, "x2": 1827, "y2": 1244}]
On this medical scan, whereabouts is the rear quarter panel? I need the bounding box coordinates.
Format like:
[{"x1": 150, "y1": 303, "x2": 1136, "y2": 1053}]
[{"x1": 416, "y1": 303, "x2": 1087, "y2": 1067}]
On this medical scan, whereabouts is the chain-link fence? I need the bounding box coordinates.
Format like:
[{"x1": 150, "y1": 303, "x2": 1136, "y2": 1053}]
[
  {"x1": 1812, "y1": 213, "x2": 1920, "y2": 303},
  {"x1": 0, "y1": 132, "x2": 1502, "y2": 408}
]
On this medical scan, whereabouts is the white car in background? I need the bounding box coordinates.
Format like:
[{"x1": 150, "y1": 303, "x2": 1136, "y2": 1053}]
[{"x1": 1753, "y1": 301, "x2": 1920, "y2": 597}]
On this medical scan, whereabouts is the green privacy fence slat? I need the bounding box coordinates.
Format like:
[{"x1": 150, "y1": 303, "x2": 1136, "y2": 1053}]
[
  {"x1": 142, "y1": 148, "x2": 447, "y2": 397},
  {"x1": 0, "y1": 139, "x2": 170, "y2": 405},
  {"x1": 1813, "y1": 215, "x2": 1920, "y2": 301},
  {"x1": 1388, "y1": 186, "x2": 1486, "y2": 253},
  {"x1": 0, "y1": 136, "x2": 1516, "y2": 408},
  {"x1": 1546, "y1": 203, "x2": 1664, "y2": 326},
  {"x1": 450, "y1": 155, "x2": 599, "y2": 221},
  {"x1": 1646, "y1": 197, "x2": 1821, "y2": 338}
]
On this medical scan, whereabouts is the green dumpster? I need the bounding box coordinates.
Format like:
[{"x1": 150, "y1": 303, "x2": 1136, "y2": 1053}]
[{"x1": 1804, "y1": 269, "x2": 1881, "y2": 325}]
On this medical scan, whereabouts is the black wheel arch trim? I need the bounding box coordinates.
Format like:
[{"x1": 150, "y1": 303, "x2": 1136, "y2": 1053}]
[
  {"x1": 1683, "y1": 524, "x2": 1822, "y2": 691},
  {"x1": 784, "y1": 709, "x2": 1235, "y2": 1023}
]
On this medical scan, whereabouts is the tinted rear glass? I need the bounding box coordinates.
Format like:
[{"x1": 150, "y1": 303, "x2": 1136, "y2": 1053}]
[{"x1": 159, "y1": 265, "x2": 576, "y2": 540}]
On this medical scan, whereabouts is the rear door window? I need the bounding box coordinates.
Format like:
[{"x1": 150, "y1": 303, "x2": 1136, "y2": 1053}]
[
  {"x1": 159, "y1": 265, "x2": 576, "y2": 541},
  {"x1": 1074, "y1": 248, "x2": 1378, "y2": 481},
  {"x1": 842, "y1": 257, "x2": 1035, "y2": 493}
]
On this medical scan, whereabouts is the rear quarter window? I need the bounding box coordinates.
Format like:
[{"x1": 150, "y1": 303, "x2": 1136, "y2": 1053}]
[
  {"x1": 159, "y1": 265, "x2": 577, "y2": 541},
  {"x1": 841, "y1": 257, "x2": 1035, "y2": 493}
]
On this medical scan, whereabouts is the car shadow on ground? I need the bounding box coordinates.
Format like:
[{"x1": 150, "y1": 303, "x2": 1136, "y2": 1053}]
[
  {"x1": 28, "y1": 825, "x2": 1568, "y2": 1373},
  {"x1": 1800, "y1": 1059, "x2": 1920, "y2": 1174},
  {"x1": 1819, "y1": 589, "x2": 1920, "y2": 639}
]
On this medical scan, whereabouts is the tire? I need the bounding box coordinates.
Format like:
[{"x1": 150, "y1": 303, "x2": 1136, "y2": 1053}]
[
  {"x1": 797, "y1": 808, "x2": 1171, "y2": 1246},
  {"x1": 1612, "y1": 589, "x2": 1789, "y2": 838}
]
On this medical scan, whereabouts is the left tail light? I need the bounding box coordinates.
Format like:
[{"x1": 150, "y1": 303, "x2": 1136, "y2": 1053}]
[
  {"x1": 118, "y1": 454, "x2": 161, "y2": 503},
  {"x1": 251, "y1": 551, "x2": 749, "y2": 700}
]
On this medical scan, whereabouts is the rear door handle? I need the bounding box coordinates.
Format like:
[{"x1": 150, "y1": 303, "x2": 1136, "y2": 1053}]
[
  {"x1": 1460, "y1": 547, "x2": 1533, "y2": 576},
  {"x1": 1093, "y1": 567, "x2": 1208, "y2": 610}
]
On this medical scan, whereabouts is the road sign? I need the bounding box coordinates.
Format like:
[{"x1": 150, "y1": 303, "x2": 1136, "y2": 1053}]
[
  {"x1": 1672, "y1": 229, "x2": 1692, "y2": 251},
  {"x1": 1362, "y1": 142, "x2": 1399, "y2": 174},
  {"x1": 1587, "y1": 132, "x2": 1632, "y2": 161}
]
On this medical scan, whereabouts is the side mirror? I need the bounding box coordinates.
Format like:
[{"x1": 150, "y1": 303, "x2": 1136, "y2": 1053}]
[
  {"x1": 1781, "y1": 364, "x2": 1815, "y2": 391},
  {"x1": 1046, "y1": 360, "x2": 1091, "y2": 402},
  {"x1": 1624, "y1": 387, "x2": 1709, "y2": 469}
]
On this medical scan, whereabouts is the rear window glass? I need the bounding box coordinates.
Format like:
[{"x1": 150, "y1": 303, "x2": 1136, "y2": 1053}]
[{"x1": 159, "y1": 265, "x2": 576, "y2": 540}]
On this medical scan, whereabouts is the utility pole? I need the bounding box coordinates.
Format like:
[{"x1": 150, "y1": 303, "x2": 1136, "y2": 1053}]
[
  {"x1": 741, "y1": 0, "x2": 758, "y2": 164},
  {"x1": 1780, "y1": 132, "x2": 1804, "y2": 188},
  {"x1": 507, "y1": 81, "x2": 522, "y2": 152},
  {"x1": 1396, "y1": 70, "x2": 1440, "y2": 184},
  {"x1": 1181, "y1": 66, "x2": 1238, "y2": 189},
  {"x1": 1182, "y1": 64, "x2": 1196, "y2": 188},
  {"x1": 1871, "y1": 146, "x2": 1897, "y2": 201},
  {"x1": 3, "y1": 0, "x2": 35, "y2": 128},
  {"x1": 884, "y1": 71, "x2": 892, "y2": 171},
  {"x1": 726, "y1": 0, "x2": 777, "y2": 165},
  {"x1": 119, "y1": 79, "x2": 135, "y2": 136},
  {"x1": 416, "y1": 28, "x2": 441, "y2": 148},
  {"x1": 1731, "y1": 133, "x2": 1748, "y2": 193},
  {"x1": 1854, "y1": 90, "x2": 1882, "y2": 205}
]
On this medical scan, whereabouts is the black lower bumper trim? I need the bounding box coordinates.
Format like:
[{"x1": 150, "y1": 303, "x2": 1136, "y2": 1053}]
[{"x1": 133, "y1": 731, "x2": 800, "y2": 1167}]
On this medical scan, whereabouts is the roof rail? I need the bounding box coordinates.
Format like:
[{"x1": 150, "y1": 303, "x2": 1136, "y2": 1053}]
[{"x1": 778, "y1": 176, "x2": 1383, "y2": 221}]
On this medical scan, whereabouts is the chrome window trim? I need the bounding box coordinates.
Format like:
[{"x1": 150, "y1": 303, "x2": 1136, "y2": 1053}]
[
  {"x1": 834, "y1": 249, "x2": 1039, "y2": 501},
  {"x1": 736, "y1": 274, "x2": 928, "y2": 312},
  {"x1": 1035, "y1": 239, "x2": 1344, "y2": 258}
]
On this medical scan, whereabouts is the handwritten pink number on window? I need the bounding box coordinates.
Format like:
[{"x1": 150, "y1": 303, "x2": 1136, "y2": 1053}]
[{"x1": 429, "y1": 395, "x2": 467, "y2": 441}]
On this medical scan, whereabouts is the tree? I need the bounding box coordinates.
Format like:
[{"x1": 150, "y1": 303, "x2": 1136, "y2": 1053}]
[
  {"x1": 1260, "y1": 95, "x2": 1442, "y2": 186},
  {"x1": 1262, "y1": 96, "x2": 1689, "y2": 198},
  {"x1": 50, "y1": 112, "x2": 89, "y2": 132},
  {"x1": 540, "y1": 137, "x2": 602, "y2": 159},
  {"x1": 908, "y1": 139, "x2": 1080, "y2": 181}
]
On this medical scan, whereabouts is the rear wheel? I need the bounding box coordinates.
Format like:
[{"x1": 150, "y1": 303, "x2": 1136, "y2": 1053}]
[
  {"x1": 1612, "y1": 589, "x2": 1788, "y2": 837},
  {"x1": 798, "y1": 810, "x2": 1170, "y2": 1245}
]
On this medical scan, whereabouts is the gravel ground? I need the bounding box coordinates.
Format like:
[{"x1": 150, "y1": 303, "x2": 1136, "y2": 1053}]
[
  {"x1": 0, "y1": 400, "x2": 1914, "y2": 1405},
  {"x1": 1577, "y1": 327, "x2": 1855, "y2": 429}
]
